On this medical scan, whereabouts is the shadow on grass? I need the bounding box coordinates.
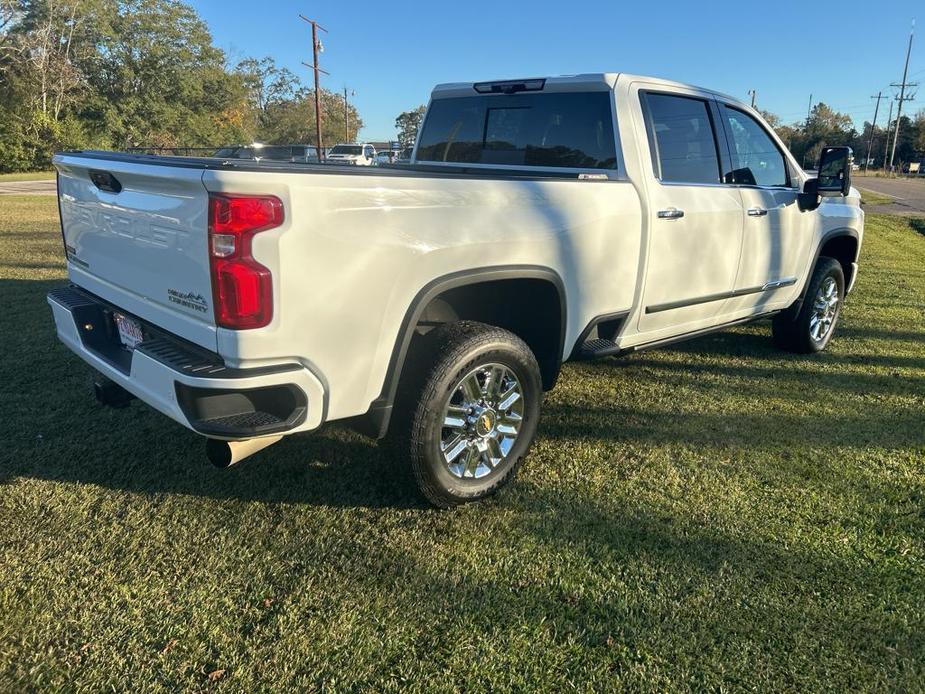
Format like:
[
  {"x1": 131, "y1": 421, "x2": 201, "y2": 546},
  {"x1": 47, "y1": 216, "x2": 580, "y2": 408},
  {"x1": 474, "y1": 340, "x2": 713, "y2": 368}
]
[
  {"x1": 3, "y1": 278, "x2": 922, "y2": 510},
  {"x1": 311, "y1": 483, "x2": 925, "y2": 689},
  {"x1": 0, "y1": 278, "x2": 423, "y2": 509},
  {"x1": 839, "y1": 325, "x2": 925, "y2": 343}
]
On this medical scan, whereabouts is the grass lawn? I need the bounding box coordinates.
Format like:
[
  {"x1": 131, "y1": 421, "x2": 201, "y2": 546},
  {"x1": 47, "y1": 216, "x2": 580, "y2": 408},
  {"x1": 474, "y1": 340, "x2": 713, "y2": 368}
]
[
  {"x1": 1, "y1": 195, "x2": 923, "y2": 691},
  {"x1": 0, "y1": 171, "x2": 55, "y2": 182},
  {"x1": 858, "y1": 188, "x2": 896, "y2": 206}
]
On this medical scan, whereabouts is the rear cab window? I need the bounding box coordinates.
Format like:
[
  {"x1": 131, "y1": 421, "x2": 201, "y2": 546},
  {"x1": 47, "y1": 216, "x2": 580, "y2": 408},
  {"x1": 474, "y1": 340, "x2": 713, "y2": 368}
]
[{"x1": 416, "y1": 91, "x2": 618, "y2": 170}]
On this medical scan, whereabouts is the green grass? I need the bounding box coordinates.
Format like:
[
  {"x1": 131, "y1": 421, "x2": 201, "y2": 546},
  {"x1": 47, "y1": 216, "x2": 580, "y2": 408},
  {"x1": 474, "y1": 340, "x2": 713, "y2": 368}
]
[
  {"x1": 858, "y1": 188, "x2": 896, "y2": 206},
  {"x1": 0, "y1": 171, "x2": 55, "y2": 182},
  {"x1": 1, "y1": 195, "x2": 923, "y2": 691}
]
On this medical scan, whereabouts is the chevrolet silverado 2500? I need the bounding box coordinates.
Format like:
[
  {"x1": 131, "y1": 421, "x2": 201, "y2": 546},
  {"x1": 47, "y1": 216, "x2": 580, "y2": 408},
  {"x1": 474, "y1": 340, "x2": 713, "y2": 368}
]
[{"x1": 48, "y1": 73, "x2": 863, "y2": 507}]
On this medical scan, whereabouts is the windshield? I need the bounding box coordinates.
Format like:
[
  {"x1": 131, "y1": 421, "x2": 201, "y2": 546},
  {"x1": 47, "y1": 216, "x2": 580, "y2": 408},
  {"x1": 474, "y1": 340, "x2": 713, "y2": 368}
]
[{"x1": 331, "y1": 145, "x2": 362, "y2": 155}]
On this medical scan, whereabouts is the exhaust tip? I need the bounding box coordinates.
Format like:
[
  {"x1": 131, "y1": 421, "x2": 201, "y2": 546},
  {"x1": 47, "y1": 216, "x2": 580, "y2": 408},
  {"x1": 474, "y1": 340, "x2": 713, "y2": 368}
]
[
  {"x1": 205, "y1": 435, "x2": 283, "y2": 468},
  {"x1": 94, "y1": 378, "x2": 134, "y2": 409},
  {"x1": 206, "y1": 438, "x2": 234, "y2": 468}
]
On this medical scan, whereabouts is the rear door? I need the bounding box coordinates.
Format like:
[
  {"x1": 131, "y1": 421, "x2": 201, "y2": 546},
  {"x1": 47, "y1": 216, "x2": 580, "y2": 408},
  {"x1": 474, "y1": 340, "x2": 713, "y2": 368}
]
[
  {"x1": 635, "y1": 88, "x2": 744, "y2": 334},
  {"x1": 55, "y1": 154, "x2": 216, "y2": 350}
]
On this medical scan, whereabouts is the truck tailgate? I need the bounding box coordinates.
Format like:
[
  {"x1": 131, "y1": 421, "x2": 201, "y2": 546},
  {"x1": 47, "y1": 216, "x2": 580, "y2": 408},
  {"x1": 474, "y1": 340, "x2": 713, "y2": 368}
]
[{"x1": 54, "y1": 153, "x2": 216, "y2": 350}]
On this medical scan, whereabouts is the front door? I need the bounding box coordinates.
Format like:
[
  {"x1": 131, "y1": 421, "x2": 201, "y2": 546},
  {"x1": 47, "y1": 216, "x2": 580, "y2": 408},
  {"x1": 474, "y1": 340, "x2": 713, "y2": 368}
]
[
  {"x1": 637, "y1": 89, "x2": 744, "y2": 334},
  {"x1": 717, "y1": 104, "x2": 812, "y2": 312}
]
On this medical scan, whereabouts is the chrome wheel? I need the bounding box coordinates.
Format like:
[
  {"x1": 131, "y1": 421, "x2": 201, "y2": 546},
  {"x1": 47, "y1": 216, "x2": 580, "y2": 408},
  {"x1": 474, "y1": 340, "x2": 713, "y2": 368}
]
[
  {"x1": 439, "y1": 363, "x2": 524, "y2": 480},
  {"x1": 809, "y1": 276, "x2": 839, "y2": 343}
]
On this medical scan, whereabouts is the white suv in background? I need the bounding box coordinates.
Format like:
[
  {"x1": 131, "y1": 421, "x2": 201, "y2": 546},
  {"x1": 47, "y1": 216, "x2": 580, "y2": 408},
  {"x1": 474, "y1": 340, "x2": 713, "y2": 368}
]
[{"x1": 326, "y1": 143, "x2": 376, "y2": 165}]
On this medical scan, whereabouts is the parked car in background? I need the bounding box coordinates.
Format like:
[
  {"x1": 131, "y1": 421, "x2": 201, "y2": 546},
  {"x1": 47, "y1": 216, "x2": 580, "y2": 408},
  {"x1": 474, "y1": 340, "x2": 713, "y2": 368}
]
[
  {"x1": 326, "y1": 143, "x2": 376, "y2": 165},
  {"x1": 375, "y1": 150, "x2": 398, "y2": 165},
  {"x1": 48, "y1": 73, "x2": 863, "y2": 507},
  {"x1": 394, "y1": 147, "x2": 414, "y2": 164}
]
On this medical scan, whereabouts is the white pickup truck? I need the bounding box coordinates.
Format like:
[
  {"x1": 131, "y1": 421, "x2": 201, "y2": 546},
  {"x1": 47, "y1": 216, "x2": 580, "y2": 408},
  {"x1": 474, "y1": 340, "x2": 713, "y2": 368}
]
[{"x1": 48, "y1": 73, "x2": 863, "y2": 507}]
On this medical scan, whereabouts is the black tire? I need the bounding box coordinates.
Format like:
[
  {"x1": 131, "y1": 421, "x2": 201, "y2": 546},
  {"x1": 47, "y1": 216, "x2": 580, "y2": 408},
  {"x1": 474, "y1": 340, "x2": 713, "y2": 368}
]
[
  {"x1": 389, "y1": 321, "x2": 542, "y2": 508},
  {"x1": 772, "y1": 257, "x2": 845, "y2": 353}
]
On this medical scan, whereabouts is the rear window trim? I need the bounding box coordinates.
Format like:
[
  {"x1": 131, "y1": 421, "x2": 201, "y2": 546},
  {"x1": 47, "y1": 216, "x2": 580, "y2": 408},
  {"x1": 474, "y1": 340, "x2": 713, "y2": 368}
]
[
  {"x1": 415, "y1": 91, "x2": 621, "y2": 174},
  {"x1": 639, "y1": 88, "x2": 727, "y2": 186}
]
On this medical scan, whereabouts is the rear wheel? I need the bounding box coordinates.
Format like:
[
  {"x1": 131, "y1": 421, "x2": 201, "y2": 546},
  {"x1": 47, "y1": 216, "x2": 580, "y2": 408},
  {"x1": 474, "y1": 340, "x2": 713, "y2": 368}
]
[
  {"x1": 391, "y1": 321, "x2": 542, "y2": 508},
  {"x1": 772, "y1": 257, "x2": 844, "y2": 353}
]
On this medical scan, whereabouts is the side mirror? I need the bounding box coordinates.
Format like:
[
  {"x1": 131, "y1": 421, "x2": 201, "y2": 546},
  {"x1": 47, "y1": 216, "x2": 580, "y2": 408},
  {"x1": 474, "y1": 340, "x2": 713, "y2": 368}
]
[
  {"x1": 817, "y1": 146, "x2": 852, "y2": 196},
  {"x1": 797, "y1": 177, "x2": 820, "y2": 212}
]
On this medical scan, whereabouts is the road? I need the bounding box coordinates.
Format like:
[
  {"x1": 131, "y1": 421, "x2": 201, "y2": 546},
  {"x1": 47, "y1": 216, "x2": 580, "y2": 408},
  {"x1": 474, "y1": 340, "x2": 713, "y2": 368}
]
[
  {"x1": 854, "y1": 175, "x2": 925, "y2": 216},
  {"x1": 0, "y1": 179, "x2": 56, "y2": 196}
]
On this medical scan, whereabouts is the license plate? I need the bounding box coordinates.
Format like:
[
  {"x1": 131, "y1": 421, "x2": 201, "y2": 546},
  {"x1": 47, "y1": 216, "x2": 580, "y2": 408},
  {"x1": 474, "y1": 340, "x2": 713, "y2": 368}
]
[{"x1": 113, "y1": 312, "x2": 144, "y2": 350}]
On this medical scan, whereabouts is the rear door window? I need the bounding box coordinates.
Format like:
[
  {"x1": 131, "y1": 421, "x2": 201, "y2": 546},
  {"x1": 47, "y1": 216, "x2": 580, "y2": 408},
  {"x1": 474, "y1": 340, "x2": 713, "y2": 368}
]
[
  {"x1": 416, "y1": 92, "x2": 617, "y2": 170},
  {"x1": 643, "y1": 93, "x2": 722, "y2": 184}
]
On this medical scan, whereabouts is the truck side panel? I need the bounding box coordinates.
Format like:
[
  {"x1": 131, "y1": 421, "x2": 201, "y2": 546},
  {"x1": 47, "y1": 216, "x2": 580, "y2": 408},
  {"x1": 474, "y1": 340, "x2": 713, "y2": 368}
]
[{"x1": 201, "y1": 169, "x2": 643, "y2": 422}]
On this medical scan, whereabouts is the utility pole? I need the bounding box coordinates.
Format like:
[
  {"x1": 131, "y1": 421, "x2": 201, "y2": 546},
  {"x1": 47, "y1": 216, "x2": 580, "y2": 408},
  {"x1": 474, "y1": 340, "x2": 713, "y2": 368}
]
[
  {"x1": 882, "y1": 99, "x2": 894, "y2": 171},
  {"x1": 865, "y1": 92, "x2": 885, "y2": 172},
  {"x1": 888, "y1": 19, "x2": 916, "y2": 171},
  {"x1": 801, "y1": 94, "x2": 814, "y2": 170},
  {"x1": 343, "y1": 87, "x2": 355, "y2": 143},
  {"x1": 747, "y1": 89, "x2": 757, "y2": 108},
  {"x1": 299, "y1": 14, "x2": 328, "y2": 163}
]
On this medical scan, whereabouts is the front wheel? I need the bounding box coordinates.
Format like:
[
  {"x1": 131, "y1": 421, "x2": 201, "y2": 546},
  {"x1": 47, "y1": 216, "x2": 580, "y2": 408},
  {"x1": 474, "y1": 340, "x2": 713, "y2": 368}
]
[
  {"x1": 391, "y1": 321, "x2": 542, "y2": 508},
  {"x1": 772, "y1": 257, "x2": 845, "y2": 353}
]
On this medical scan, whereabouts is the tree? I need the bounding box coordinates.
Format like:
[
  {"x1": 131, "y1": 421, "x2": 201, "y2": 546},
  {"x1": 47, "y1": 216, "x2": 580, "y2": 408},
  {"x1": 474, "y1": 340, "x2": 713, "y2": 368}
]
[
  {"x1": 913, "y1": 110, "x2": 925, "y2": 155},
  {"x1": 253, "y1": 86, "x2": 362, "y2": 146},
  {"x1": 0, "y1": 0, "x2": 367, "y2": 170},
  {"x1": 758, "y1": 109, "x2": 780, "y2": 129},
  {"x1": 0, "y1": 0, "x2": 115, "y2": 168},
  {"x1": 760, "y1": 103, "x2": 857, "y2": 168},
  {"x1": 395, "y1": 105, "x2": 425, "y2": 147},
  {"x1": 235, "y1": 55, "x2": 297, "y2": 137},
  {"x1": 82, "y1": 0, "x2": 250, "y2": 148}
]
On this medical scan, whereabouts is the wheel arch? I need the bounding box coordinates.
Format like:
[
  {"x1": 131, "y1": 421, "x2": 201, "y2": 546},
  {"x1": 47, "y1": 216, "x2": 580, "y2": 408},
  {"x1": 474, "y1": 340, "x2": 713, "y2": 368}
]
[
  {"x1": 787, "y1": 228, "x2": 859, "y2": 318},
  {"x1": 344, "y1": 265, "x2": 566, "y2": 439},
  {"x1": 816, "y1": 229, "x2": 859, "y2": 291}
]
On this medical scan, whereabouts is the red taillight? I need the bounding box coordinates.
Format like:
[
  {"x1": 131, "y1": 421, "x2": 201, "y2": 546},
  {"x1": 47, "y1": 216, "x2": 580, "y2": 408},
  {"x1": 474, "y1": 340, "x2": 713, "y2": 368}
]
[{"x1": 208, "y1": 194, "x2": 283, "y2": 329}]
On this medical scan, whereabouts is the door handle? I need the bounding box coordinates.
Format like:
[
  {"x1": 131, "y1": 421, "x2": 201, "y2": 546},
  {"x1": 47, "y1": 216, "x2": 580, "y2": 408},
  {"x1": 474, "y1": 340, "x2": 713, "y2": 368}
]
[
  {"x1": 657, "y1": 208, "x2": 684, "y2": 219},
  {"x1": 747, "y1": 207, "x2": 768, "y2": 217}
]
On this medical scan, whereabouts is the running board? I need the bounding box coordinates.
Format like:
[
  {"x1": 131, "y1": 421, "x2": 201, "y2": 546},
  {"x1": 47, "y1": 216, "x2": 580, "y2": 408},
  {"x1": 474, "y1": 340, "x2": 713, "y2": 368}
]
[
  {"x1": 576, "y1": 337, "x2": 623, "y2": 359},
  {"x1": 574, "y1": 310, "x2": 780, "y2": 360}
]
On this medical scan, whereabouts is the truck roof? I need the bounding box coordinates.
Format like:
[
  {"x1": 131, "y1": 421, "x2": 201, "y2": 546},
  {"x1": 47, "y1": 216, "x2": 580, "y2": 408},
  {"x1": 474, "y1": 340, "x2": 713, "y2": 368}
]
[{"x1": 430, "y1": 73, "x2": 745, "y2": 110}]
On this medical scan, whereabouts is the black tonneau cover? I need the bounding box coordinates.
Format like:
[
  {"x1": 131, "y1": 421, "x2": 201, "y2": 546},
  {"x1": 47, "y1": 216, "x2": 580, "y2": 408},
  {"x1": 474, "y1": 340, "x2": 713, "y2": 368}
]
[{"x1": 56, "y1": 150, "x2": 608, "y2": 181}]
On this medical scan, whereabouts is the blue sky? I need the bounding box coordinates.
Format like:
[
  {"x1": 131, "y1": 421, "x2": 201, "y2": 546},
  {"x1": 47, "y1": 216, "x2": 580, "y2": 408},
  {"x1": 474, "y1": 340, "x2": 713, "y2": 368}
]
[{"x1": 190, "y1": 0, "x2": 922, "y2": 141}]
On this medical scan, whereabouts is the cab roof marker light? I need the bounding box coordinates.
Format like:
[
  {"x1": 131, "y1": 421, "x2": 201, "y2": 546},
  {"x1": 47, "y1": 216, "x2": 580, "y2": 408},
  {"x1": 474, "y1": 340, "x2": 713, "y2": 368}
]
[{"x1": 473, "y1": 79, "x2": 546, "y2": 95}]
